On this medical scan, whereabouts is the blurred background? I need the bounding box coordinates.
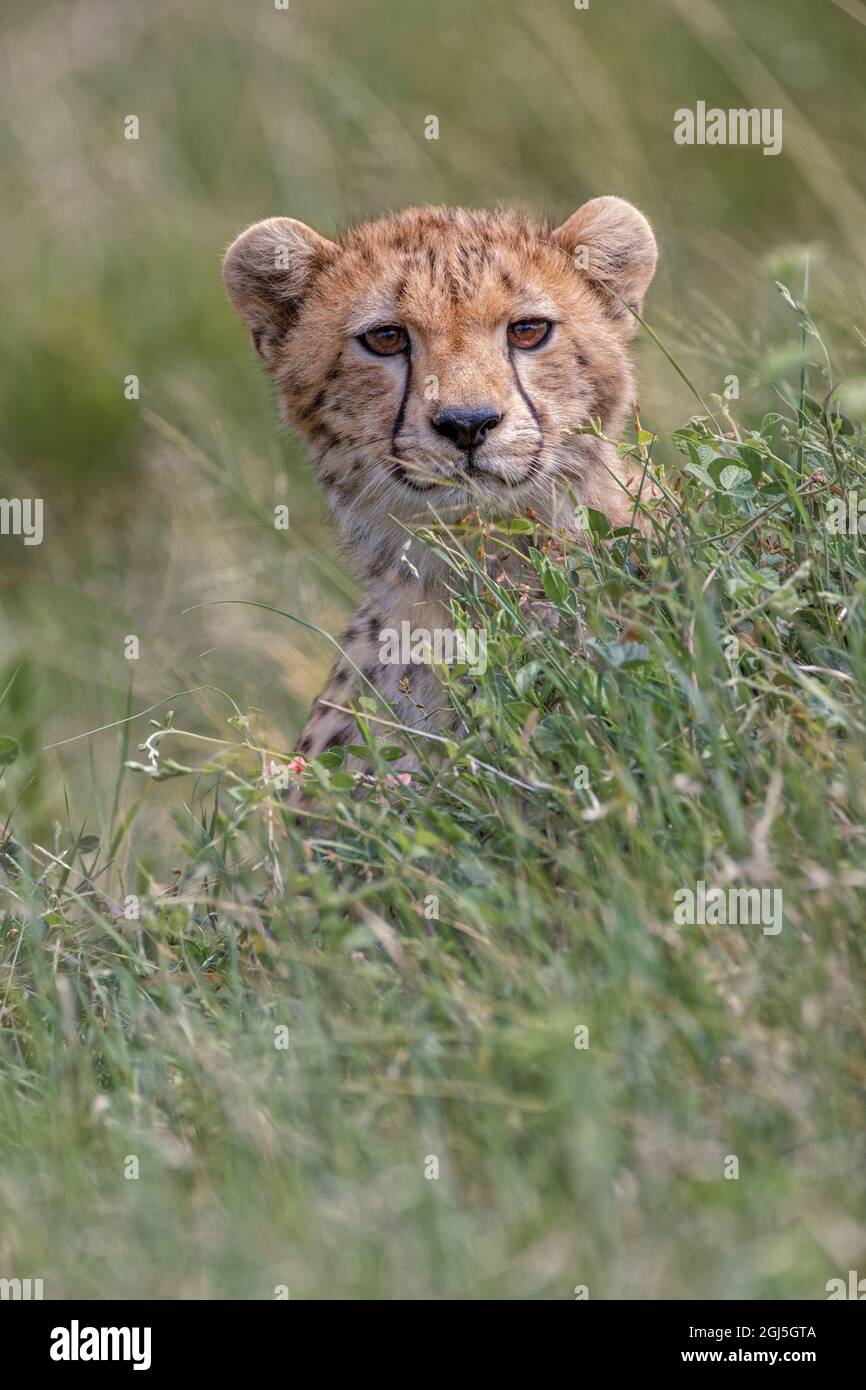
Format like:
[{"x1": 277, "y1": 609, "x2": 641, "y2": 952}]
[{"x1": 1, "y1": 0, "x2": 864, "y2": 861}]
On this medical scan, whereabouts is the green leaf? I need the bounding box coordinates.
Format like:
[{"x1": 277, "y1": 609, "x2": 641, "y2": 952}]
[
  {"x1": 316, "y1": 748, "x2": 345, "y2": 768},
  {"x1": 719, "y1": 464, "x2": 753, "y2": 493},
  {"x1": 0, "y1": 735, "x2": 20, "y2": 766},
  {"x1": 514, "y1": 661, "x2": 543, "y2": 695},
  {"x1": 585, "y1": 507, "x2": 613, "y2": 539},
  {"x1": 507, "y1": 700, "x2": 535, "y2": 722},
  {"x1": 684, "y1": 461, "x2": 715, "y2": 489},
  {"x1": 542, "y1": 564, "x2": 570, "y2": 603},
  {"x1": 379, "y1": 744, "x2": 407, "y2": 762},
  {"x1": 590, "y1": 639, "x2": 649, "y2": 669}
]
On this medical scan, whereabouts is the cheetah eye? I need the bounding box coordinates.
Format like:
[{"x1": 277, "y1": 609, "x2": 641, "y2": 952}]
[
  {"x1": 508, "y1": 318, "x2": 553, "y2": 350},
  {"x1": 359, "y1": 324, "x2": 409, "y2": 357}
]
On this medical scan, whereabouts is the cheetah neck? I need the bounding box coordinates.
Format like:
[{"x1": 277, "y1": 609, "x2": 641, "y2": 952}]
[{"x1": 332, "y1": 435, "x2": 638, "y2": 628}]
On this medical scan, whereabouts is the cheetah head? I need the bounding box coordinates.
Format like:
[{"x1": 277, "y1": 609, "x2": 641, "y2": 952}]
[{"x1": 224, "y1": 200, "x2": 656, "y2": 528}]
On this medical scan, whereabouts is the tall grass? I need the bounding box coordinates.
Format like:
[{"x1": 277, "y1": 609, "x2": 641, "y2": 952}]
[
  {"x1": 2, "y1": 0, "x2": 866, "y2": 1299},
  {"x1": 2, "y1": 0, "x2": 865, "y2": 844},
  {"x1": 3, "y1": 322, "x2": 866, "y2": 1295}
]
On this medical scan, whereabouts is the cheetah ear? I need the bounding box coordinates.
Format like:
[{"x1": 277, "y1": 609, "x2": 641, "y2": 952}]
[
  {"x1": 223, "y1": 217, "x2": 336, "y2": 367},
  {"x1": 554, "y1": 196, "x2": 657, "y2": 332}
]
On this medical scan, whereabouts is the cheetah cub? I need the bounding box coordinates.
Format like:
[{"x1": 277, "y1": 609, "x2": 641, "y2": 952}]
[{"x1": 223, "y1": 198, "x2": 657, "y2": 760}]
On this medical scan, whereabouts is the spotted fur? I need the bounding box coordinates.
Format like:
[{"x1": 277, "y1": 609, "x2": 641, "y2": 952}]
[{"x1": 223, "y1": 199, "x2": 657, "y2": 758}]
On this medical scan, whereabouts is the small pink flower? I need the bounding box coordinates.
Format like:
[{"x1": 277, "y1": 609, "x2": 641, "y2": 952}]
[
  {"x1": 385, "y1": 772, "x2": 412, "y2": 787},
  {"x1": 288, "y1": 755, "x2": 307, "y2": 774}
]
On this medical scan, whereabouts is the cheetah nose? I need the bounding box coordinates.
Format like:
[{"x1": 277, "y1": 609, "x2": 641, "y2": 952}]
[{"x1": 432, "y1": 408, "x2": 502, "y2": 452}]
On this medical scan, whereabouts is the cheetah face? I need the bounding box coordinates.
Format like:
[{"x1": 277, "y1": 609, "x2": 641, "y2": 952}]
[{"x1": 224, "y1": 199, "x2": 656, "y2": 522}]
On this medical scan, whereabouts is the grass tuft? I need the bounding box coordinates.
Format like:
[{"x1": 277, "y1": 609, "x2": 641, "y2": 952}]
[{"x1": 3, "y1": 317, "x2": 865, "y2": 1297}]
